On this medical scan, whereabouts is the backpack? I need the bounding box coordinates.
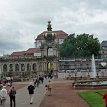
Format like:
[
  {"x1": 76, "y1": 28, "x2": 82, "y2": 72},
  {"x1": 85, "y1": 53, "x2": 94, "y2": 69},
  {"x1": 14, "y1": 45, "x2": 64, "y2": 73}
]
[{"x1": 9, "y1": 89, "x2": 16, "y2": 96}]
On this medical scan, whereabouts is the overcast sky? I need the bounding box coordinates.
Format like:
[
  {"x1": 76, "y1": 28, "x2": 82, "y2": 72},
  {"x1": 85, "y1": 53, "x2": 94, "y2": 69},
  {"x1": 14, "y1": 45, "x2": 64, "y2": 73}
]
[{"x1": 0, "y1": 0, "x2": 107, "y2": 56}]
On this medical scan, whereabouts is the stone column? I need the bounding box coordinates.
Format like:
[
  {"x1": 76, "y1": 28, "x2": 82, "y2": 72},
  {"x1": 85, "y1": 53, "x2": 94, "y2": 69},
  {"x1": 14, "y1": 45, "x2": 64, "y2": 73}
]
[
  {"x1": 13, "y1": 63, "x2": 15, "y2": 76},
  {"x1": 36, "y1": 61, "x2": 39, "y2": 73},
  {"x1": 30, "y1": 63, "x2": 33, "y2": 72},
  {"x1": 7, "y1": 64, "x2": 9, "y2": 73},
  {"x1": 19, "y1": 63, "x2": 21, "y2": 72},
  {"x1": 13, "y1": 63, "x2": 15, "y2": 72},
  {"x1": 25, "y1": 63, "x2": 27, "y2": 72}
]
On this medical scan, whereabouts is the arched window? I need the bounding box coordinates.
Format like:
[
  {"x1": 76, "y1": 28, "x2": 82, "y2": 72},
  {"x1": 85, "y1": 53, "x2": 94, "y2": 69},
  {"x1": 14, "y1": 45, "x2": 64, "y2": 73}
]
[
  {"x1": 15, "y1": 64, "x2": 19, "y2": 71},
  {"x1": 3, "y1": 64, "x2": 7, "y2": 72},
  {"x1": 9, "y1": 64, "x2": 13, "y2": 71},
  {"x1": 32, "y1": 63, "x2": 37, "y2": 71}
]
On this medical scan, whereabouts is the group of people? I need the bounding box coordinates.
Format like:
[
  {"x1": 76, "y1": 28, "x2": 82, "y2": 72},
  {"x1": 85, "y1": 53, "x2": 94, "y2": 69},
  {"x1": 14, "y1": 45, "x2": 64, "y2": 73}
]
[
  {"x1": 0, "y1": 83, "x2": 16, "y2": 107},
  {"x1": 33, "y1": 73, "x2": 53, "y2": 88},
  {"x1": 33, "y1": 75, "x2": 44, "y2": 88},
  {"x1": 27, "y1": 80, "x2": 53, "y2": 104},
  {"x1": 0, "y1": 77, "x2": 13, "y2": 86},
  {"x1": 0, "y1": 73, "x2": 53, "y2": 106}
]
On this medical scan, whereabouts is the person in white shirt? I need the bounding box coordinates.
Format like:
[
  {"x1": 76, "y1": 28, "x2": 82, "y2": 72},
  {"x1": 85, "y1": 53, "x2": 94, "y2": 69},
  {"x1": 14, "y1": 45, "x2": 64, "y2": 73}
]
[
  {"x1": 0, "y1": 86, "x2": 7, "y2": 107},
  {"x1": 0, "y1": 84, "x2": 3, "y2": 105}
]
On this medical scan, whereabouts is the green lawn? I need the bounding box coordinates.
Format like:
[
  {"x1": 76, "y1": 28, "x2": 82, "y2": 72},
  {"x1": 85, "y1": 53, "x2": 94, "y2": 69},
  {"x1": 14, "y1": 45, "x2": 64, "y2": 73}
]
[{"x1": 79, "y1": 90, "x2": 106, "y2": 107}]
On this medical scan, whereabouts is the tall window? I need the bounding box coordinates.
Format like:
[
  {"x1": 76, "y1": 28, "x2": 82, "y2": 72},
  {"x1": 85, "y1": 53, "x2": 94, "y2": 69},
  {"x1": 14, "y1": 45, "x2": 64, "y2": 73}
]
[
  {"x1": 3, "y1": 64, "x2": 7, "y2": 72},
  {"x1": 32, "y1": 63, "x2": 36, "y2": 71},
  {"x1": 21, "y1": 64, "x2": 25, "y2": 71},
  {"x1": 15, "y1": 64, "x2": 19, "y2": 71},
  {"x1": 48, "y1": 48, "x2": 53, "y2": 56},
  {"x1": 9, "y1": 64, "x2": 13, "y2": 71}
]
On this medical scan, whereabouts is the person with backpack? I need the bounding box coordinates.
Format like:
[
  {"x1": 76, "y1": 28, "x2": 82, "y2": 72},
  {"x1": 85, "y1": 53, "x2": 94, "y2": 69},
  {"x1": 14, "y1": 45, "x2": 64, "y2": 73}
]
[
  {"x1": 27, "y1": 82, "x2": 35, "y2": 104},
  {"x1": 0, "y1": 86, "x2": 7, "y2": 107},
  {"x1": 8, "y1": 86, "x2": 16, "y2": 107}
]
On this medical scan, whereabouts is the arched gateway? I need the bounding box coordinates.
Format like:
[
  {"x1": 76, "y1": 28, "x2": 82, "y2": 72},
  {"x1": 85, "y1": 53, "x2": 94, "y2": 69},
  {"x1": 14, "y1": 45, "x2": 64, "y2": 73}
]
[
  {"x1": 41, "y1": 21, "x2": 59, "y2": 75},
  {"x1": 0, "y1": 21, "x2": 68, "y2": 78}
]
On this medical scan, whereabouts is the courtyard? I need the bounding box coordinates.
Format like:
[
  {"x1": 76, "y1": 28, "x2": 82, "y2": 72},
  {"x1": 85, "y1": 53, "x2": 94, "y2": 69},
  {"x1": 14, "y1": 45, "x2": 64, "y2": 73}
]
[{"x1": 0, "y1": 74, "x2": 105, "y2": 107}]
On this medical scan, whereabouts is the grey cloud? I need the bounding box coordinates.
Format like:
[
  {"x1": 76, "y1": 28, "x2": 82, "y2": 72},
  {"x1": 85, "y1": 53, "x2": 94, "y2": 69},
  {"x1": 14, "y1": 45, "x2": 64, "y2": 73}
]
[
  {"x1": 0, "y1": 40, "x2": 24, "y2": 56},
  {"x1": 0, "y1": 0, "x2": 107, "y2": 56},
  {"x1": 64, "y1": 22, "x2": 107, "y2": 42},
  {"x1": 0, "y1": 41, "x2": 22, "y2": 50}
]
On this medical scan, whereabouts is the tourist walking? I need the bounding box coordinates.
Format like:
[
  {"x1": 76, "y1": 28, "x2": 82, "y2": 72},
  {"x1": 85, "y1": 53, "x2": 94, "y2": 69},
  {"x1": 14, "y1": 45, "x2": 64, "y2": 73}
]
[
  {"x1": 41, "y1": 75, "x2": 44, "y2": 84},
  {"x1": 33, "y1": 78, "x2": 37, "y2": 87},
  {"x1": 0, "y1": 86, "x2": 7, "y2": 107},
  {"x1": 27, "y1": 82, "x2": 35, "y2": 104},
  {"x1": 7, "y1": 83, "x2": 12, "y2": 94},
  {"x1": 8, "y1": 86, "x2": 16, "y2": 107},
  {"x1": 36, "y1": 77, "x2": 40, "y2": 87},
  {"x1": 44, "y1": 74, "x2": 47, "y2": 79},
  {"x1": 47, "y1": 80, "x2": 52, "y2": 96}
]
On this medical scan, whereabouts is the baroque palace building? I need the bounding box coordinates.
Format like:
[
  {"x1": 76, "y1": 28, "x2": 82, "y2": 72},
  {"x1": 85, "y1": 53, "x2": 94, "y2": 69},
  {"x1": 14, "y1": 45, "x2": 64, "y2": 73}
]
[
  {"x1": 0, "y1": 21, "x2": 68, "y2": 78},
  {"x1": 0, "y1": 21, "x2": 107, "y2": 79}
]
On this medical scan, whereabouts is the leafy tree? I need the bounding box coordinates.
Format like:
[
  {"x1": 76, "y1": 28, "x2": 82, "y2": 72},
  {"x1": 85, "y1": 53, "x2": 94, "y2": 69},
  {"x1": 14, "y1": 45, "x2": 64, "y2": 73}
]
[{"x1": 60, "y1": 33, "x2": 100, "y2": 58}]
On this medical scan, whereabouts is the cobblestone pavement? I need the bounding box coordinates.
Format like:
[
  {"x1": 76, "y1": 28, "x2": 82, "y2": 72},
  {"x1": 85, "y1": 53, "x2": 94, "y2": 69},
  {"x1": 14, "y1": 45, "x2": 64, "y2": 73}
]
[
  {"x1": 39, "y1": 79, "x2": 89, "y2": 107},
  {"x1": 5, "y1": 79, "x2": 49, "y2": 107}
]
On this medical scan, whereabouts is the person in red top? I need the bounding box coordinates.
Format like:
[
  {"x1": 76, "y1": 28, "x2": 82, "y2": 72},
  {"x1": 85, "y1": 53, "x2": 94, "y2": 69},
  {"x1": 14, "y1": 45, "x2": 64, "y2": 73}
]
[{"x1": 103, "y1": 92, "x2": 107, "y2": 107}]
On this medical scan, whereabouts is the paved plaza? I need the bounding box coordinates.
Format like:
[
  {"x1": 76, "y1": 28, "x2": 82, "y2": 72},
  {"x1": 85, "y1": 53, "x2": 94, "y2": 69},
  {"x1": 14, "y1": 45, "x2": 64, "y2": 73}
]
[
  {"x1": 5, "y1": 79, "x2": 49, "y2": 107},
  {"x1": 39, "y1": 79, "x2": 89, "y2": 107},
  {"x1": 4, "y1": 77, "x2": 89, "y2": 107}
]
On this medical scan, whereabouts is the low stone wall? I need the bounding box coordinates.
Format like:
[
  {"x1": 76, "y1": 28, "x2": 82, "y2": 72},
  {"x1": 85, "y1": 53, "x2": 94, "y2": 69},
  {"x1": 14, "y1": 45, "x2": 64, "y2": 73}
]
[
  {"x1": 72, "y1": 78, "x2": 107, "y2": 90},
  {"x1": 74, "y1": 84, "x2": 107, "y2": 90}
]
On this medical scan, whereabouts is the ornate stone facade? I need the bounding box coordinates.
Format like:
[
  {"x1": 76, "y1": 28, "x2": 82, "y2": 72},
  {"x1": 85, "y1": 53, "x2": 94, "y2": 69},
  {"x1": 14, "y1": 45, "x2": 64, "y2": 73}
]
[
  {"x1": 1, "y1": 21, "x2": 106, "y2": 79},
  {"x1": 0, "y1": 21, "x2": 67, "y2": 78}
]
